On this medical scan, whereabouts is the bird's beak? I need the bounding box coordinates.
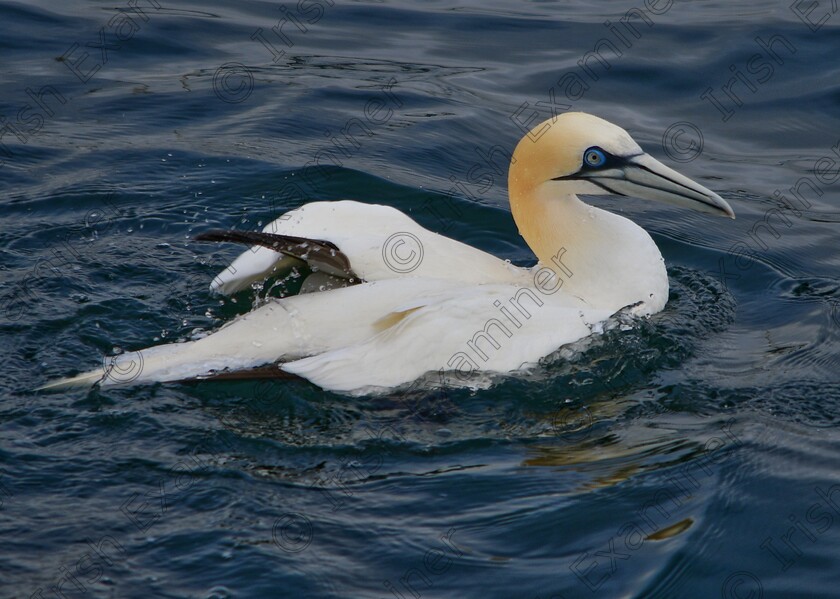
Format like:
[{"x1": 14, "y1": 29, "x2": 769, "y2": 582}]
[{"x1": 576, "y1": 153, "x2": 735, "y2": 218}]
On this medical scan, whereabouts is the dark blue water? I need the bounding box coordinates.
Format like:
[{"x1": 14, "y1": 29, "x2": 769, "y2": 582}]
[{"x1": 3, "y1": 1, "x2": 840, "y2": 597}]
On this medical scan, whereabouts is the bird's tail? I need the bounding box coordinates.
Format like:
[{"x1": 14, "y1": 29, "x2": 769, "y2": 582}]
[
  {"x1": 37, "y1": 369, "x2": 108, "y2": 391},
  {"x1": 37, "y1": 342, "x2": 200, "y2": 391},
  {"x1": 37, "y1": 325, "x2": 295, "y2": 392}
]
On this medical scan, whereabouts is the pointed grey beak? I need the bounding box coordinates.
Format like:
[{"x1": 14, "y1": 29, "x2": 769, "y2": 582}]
[{"x1": 581, "y1": 153, "x2": 735, "y2": 219}]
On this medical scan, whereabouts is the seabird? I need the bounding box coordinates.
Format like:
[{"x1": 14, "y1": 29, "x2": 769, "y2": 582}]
[{"x1": 42, "y1": 112, "x2": 733, "y2": 394}]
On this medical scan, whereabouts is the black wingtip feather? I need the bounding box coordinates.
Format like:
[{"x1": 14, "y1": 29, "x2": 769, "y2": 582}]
[{"x1": 193, "y1": 229, "x2": 362, "y2": 281}]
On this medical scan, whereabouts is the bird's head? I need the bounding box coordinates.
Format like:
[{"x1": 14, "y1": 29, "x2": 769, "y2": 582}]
[{"x1": 509, "y1": 112, "x2": 734, "y2": 218}]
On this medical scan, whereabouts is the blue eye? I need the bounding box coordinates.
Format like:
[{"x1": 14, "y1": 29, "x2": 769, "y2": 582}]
[{"x1": 584, "y1": 147, "x2": 606, "y2": 167}]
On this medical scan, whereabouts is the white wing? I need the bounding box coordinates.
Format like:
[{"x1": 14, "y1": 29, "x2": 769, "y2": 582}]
[
  {"x1": 210, "y1": 200, "x2": 526, "y2": 294},
  {"x1": 42, "y1": 278, "x2": 466, "y2": 388},
  {"x1": 42, "y1": 277, "x2": 614, "y2": 393}
]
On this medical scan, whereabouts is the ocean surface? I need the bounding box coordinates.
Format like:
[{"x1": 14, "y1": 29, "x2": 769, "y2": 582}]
[{"x1": 2, "y1": 1, "x2": 840, "y2": 597}]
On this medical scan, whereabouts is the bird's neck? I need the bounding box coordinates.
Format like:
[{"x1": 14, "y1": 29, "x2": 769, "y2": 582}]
[{"x1": 509, "y1": 184, "x2": 668, "y2": 313}]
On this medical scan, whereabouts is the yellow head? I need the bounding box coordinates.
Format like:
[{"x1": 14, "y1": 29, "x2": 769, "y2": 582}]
[{"x1": 508, "y1": 112, "x2": 734, "y2": 219}]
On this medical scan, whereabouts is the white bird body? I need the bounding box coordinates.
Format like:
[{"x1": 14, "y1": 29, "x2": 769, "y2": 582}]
[{"x1": 43, "y1": 113, "x2": 733, "y2": 394}]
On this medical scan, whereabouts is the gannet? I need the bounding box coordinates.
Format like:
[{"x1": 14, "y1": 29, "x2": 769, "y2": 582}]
[{"x1": 42, "y1": 112, "x2": 733, "y2": 394}]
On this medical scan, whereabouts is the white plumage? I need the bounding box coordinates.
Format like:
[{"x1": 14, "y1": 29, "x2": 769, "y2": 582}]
[{"x1": 42, "y1": 113, "x2": 733, "y2": 394}]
